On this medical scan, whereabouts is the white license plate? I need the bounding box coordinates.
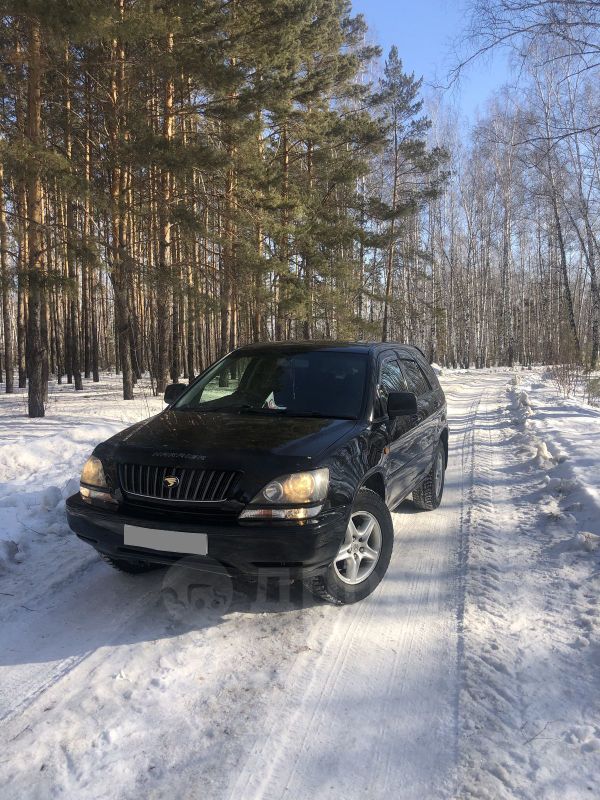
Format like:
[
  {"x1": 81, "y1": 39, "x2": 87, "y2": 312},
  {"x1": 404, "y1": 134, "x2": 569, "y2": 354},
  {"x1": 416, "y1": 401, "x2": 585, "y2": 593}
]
[{"x1": 124, "y1": 525, "x2": 208, "y2": 556}]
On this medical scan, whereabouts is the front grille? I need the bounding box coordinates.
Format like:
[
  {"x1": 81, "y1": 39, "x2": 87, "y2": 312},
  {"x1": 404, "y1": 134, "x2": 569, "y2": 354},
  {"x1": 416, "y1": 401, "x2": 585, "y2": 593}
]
[{"x1": 118, "y1": 464, "x2": 240, "y2": 503}]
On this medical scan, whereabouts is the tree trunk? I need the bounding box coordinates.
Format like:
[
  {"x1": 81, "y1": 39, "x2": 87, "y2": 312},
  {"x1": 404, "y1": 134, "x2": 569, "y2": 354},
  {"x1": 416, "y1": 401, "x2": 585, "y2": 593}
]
[
  {"x1": 108, "y1": 8, "x2": 133, "y2": 400},
  {"x1": 0, "y1": 163, "x2": 13, "y2": 393},
  {"x1": 25, "y1": 19, "x2": 46, "y2": 417},
  {"x1": 64, "y1": 49, "x2": 83, "y2": 390},
  {"x1": 551, "y1": 192, "x2": 581, "y2": 361},
  {"x1": 156, "y1": 32, "x2": 175, "y2": 390},
  {"x1": 382, "y1": 110, "x2": 399, "y2": 343}
]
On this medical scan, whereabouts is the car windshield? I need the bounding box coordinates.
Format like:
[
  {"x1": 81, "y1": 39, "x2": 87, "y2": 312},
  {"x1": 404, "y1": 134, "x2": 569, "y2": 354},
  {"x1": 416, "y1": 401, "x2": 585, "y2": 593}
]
[{"x1": 173, "y1": 350, "x2": 368, "y2": 420}]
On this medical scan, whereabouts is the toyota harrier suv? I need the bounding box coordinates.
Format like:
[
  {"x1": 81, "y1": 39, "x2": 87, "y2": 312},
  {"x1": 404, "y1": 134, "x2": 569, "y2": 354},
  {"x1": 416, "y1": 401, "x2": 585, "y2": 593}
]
[{"x1": 67, "y1": 342, "x2": 448, "y2": 604}]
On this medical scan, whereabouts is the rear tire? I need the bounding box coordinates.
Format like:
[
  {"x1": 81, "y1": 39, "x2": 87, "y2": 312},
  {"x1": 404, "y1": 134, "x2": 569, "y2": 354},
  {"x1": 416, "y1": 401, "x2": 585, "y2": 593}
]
[
  {"x1": 305, "y1": 488, "x2": 394, "y2": 605},
  {"x1": 99, "y1": 553, "x2": 159, "y2": 574},
  {"x1": 412, "y1": 441, "x2": 445, "y2": 511}
]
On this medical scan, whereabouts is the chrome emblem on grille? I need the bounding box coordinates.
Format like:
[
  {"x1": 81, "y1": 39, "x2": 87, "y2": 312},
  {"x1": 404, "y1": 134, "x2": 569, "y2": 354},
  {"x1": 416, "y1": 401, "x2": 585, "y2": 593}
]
[{"x1": 164, "y1": 476, "x2": 179, "y2": 489}]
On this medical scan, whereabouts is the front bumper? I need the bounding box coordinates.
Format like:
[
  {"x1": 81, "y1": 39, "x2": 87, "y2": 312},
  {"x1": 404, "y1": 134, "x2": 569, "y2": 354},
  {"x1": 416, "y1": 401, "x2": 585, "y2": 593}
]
[{"x1": 66, "y1": 493, "x2": 347, "y2": 579}]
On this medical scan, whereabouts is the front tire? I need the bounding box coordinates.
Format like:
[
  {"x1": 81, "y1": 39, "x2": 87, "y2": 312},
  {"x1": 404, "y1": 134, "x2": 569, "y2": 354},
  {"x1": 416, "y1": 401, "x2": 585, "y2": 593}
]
[
  {"x1": 306, "y1": 488, "x2": 394, "y2": 605},
  {"x1": 412, "y1": 441, "x2": 445, "y2": 511}
]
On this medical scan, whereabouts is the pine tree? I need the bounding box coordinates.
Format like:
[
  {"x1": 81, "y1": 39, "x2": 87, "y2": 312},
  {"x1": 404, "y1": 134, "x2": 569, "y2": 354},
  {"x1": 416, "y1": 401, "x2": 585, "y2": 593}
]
[{"x1": 371, "y1": 47, "x2": 448, "y2": 342}]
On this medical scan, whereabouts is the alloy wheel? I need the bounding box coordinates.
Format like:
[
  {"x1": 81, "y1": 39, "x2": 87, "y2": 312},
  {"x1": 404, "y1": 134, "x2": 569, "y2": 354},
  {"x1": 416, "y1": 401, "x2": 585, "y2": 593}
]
[{"x1": 334, "y1": 510, "x2": 382, "y2": 585}]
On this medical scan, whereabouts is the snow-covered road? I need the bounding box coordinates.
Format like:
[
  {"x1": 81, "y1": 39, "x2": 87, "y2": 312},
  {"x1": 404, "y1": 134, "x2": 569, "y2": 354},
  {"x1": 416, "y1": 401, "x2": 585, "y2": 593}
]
[{"x1": 1, "y1": 371, "x2": 599, "y2": 799}]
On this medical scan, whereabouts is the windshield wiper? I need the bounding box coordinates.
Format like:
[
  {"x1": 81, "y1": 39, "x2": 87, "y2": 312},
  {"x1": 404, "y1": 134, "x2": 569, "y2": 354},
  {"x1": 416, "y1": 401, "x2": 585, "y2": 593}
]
[
  {"x1": 236, "y1": 405, "x2": 354, "y2": 420},
  {"x1": 177, "y1": 405, "x2": 355, "y2": 420},
  {"x1": 175, "y1": 404, "x2": 279, "y2": 414},
  {"x1": 176, "y1": 405, "x2": 239, "y2": 413},
  {"x1": 276, "y1": 410, "x2": 356, "y2": 420},
  {"x1": 236, "y1": 404, "x2": 286, "y2": 415}
]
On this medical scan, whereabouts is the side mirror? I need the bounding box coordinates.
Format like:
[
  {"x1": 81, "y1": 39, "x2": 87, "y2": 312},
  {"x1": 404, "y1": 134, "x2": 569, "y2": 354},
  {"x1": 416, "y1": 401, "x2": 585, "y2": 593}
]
[
  {"x1": 164, "y1": 383, "x2": 187, "y2": 404},
  {"x1": 387, "y1": 391, "x2": 418, "y2": 418}
]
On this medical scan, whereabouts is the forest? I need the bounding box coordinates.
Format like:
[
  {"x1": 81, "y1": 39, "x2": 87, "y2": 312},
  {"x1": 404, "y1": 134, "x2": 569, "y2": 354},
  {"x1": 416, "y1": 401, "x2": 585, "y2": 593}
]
[{"x1": 0, "y1": 0, "x2": 599, "y2": 416}]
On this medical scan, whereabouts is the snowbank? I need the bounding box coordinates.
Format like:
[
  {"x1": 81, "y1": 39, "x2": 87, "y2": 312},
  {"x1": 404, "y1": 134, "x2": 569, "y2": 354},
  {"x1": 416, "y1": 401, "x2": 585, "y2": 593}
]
[{"x1": 0, "y1": 376, "x2": 163, "y2": 570}]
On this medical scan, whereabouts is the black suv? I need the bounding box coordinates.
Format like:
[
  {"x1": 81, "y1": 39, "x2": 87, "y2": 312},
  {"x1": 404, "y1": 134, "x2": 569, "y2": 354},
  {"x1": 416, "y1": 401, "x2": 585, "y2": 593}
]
[{"x1": 67, "y1": 342, "x2": 447, "y2": 604}]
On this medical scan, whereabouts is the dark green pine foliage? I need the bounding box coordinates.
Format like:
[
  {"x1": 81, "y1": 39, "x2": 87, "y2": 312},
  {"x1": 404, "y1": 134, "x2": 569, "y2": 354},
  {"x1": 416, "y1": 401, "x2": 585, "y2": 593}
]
[
  {"x1": 250, "y1": 1, "x2": 382, "y2": 339},
  {"x1": 370, "y1": 46, "x2": 448, "y2": 341}
]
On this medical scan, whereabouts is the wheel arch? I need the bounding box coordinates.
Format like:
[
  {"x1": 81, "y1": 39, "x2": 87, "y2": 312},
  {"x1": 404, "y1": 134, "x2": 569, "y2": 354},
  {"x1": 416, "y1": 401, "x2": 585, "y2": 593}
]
[{"x1": 357, "y1": 470, "x2": 386, "y2": 505}]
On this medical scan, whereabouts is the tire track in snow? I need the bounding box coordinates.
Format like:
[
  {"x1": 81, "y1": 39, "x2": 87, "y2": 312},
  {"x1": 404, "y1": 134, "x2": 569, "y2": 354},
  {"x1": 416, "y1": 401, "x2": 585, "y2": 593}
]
[
  {"x1": 459, "y1": 375, "x2": 600, "y2": 799},
  {"x1": 225, "y1": 380, "x2": 486, "y2": 800},
  {"x1": 458, "y1": 377, "x2": 544, "y2": 798},
  {"x1": 226, "y1": 577, "x2": 386, "y2": 800},
  {"x1": 373, "y1": 384, "x2": 484, "y2": 797}
]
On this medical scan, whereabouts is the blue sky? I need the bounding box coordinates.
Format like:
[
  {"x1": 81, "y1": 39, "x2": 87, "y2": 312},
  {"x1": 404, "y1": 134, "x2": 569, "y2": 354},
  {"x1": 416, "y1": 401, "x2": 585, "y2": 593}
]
[{"x1": 351, "y1": 0, "x2": 511, "y2": 124}]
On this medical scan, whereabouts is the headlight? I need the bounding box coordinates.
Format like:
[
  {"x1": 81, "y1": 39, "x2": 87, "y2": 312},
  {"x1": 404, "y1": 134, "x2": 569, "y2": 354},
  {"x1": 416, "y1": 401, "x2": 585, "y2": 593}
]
[
  {"x1": 239, "y1": 468, "x2": 329, "y2": 520},
  {"x1": 80, "y1": 456, "x2": 114, "y2": 503},
  {"x1": 253, "y1": 468, "x2": 328, "y2": 505},
  {"x1": 81, "y1": 456, "x2": 108, "y2": 488}
]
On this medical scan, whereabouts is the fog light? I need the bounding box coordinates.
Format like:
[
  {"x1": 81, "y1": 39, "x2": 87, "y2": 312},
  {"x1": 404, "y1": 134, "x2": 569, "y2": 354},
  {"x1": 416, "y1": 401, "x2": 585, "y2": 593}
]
[{"x1": 80, "y1": 486, "x2": 116, "y2": 504}]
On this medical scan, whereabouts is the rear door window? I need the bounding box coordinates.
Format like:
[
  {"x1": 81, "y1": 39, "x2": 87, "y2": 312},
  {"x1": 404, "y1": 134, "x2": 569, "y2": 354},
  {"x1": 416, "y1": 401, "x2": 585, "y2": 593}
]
[
  {"x1": 399, "y1": 359, "x2": 431, "y2": 397},
  {"x1": 413, "y1": 353, "x2": 441, "y2": 390}
]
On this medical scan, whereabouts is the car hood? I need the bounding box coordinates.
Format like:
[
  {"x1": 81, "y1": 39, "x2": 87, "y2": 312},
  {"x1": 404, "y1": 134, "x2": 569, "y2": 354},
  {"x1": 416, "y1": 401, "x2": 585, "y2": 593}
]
[{"x1": 105, "y1": 410, "x2": 357, "y2": 465}]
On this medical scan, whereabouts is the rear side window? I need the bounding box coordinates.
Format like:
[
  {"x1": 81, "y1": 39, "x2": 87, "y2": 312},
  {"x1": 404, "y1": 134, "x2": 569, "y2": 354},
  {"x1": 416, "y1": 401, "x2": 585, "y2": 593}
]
[
  {"x1": 413, "y1": 353, "x2": 441, "y2": 390},
  {"x1": 400, "y1": 359, "x2": 430, "y2": 397}
]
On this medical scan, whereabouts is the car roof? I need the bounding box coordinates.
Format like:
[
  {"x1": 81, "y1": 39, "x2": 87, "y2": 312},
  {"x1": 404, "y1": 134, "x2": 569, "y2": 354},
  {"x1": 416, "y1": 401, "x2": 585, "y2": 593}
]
[{"x1": 234, "y1": 341, "x2": 426, "y2": 358}]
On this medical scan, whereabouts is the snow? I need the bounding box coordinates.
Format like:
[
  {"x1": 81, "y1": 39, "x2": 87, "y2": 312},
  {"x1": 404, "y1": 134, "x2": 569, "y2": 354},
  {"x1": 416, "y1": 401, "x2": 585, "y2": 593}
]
[
  {"x1": 458, "y1": 370, "x2": 600, "y2": 799},
  {"x1": 1, "y1": 369, "x2": 600, "y2": 798},
  {"x1": 0, "y1": 377, "x2": 163, "y2": 572}
]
